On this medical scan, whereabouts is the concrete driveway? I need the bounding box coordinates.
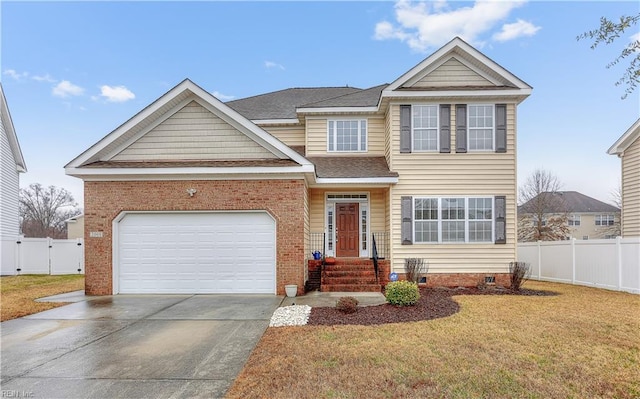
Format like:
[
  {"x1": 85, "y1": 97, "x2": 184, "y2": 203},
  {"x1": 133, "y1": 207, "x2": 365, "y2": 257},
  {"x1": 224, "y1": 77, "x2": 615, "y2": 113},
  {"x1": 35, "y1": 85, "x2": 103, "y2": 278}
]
[{"x1": 1, "y1": 294, "x2": 283, "y2": 399}]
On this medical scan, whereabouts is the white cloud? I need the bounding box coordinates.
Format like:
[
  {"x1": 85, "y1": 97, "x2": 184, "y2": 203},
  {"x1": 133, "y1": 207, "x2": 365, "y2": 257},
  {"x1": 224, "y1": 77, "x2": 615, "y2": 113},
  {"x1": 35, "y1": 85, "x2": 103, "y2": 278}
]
[
  {"x1": 52, "y1": 80, "x2": 84, "y2": 98},
  {"x1": 631, "y1": 31, "x2": 640, "y2": 43},
  {"x1": 265, "y1": 61, "x2": 285, "y2": 70},
  {"x1": 99, "y1": 85, "x2": 135, "y2": 102},
  {"x1": 3, "y1": 69, "x2": 29, "y2": 80},
  {"x1": 32, "y1": 73, "x2": 56, "y2": 83},
  {"x1": 493, "y1": 19, "x2": 541, "y2": 42},
  {"x1": 374, "y1": 0, "x2": 536, "y2": 51},
  {"x1": 212, "y1": 91, "x2": 235, "y2": 101}
]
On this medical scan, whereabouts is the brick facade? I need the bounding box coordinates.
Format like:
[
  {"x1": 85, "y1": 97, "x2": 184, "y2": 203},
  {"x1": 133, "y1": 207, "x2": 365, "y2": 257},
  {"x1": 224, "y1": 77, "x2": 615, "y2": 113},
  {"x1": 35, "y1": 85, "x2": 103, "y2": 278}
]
[
  {"x1": 402, "y1": 272, "x2": 511, "y2": 288},
  {"x1": 84, "y1": 179, "x2": 306, "y2": 295}
]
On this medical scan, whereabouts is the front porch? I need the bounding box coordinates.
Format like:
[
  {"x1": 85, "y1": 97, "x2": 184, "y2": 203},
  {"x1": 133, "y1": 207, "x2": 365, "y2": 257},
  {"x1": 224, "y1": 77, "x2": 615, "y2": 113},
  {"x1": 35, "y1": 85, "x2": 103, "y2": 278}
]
[{"x1": 306, "y1": 188, "x2": 391, "y2": 293}]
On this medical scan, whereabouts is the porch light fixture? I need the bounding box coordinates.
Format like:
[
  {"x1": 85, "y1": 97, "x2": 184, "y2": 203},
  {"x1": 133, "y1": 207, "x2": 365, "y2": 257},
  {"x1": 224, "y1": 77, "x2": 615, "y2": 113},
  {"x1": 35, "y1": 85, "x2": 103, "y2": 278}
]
[{"x1": 186, "y1": 188, "x2": 197, "y2": 197}]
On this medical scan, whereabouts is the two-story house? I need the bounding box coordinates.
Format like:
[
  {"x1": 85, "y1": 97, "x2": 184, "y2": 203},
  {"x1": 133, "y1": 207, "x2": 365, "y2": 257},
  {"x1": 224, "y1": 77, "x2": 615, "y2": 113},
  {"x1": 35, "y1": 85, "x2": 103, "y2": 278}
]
[
  {"x1": 66, "y1": 37, "x2": 531, "y2": 296},
  {"x1": 518, "y1": 191, "x2": 620, "y2": 241}
]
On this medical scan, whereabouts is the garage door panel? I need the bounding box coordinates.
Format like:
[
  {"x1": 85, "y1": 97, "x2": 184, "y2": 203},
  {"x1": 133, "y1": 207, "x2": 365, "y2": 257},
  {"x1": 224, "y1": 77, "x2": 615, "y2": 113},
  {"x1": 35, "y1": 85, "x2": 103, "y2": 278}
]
[{"x1": 117, "y1": 212, "x2": 275, "y2": 294}]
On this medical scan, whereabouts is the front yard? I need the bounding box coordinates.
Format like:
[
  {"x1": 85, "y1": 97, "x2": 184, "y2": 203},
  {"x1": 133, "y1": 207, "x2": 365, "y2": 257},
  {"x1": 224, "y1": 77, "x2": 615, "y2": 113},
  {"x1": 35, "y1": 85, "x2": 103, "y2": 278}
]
[
  {"x1": 228, "y1": 281, "x2": 640, "y2": 399},
  {"x1": 0, "y1": 274, "x2": 85, "y2": 321}
]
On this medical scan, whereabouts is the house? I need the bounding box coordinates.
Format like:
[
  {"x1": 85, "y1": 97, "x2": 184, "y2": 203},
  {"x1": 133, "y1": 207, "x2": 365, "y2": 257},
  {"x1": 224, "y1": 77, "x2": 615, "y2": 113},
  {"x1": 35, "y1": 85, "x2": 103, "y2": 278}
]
[
  {"x1": 518, "y1": 191, "x2": 620, "y2": 241},
  {"x1": 608, "y1": 118, "x2": 640, "y2": 237},
  {"x1": 65, "y1": 37, "x2": 532, "y2": 296},
  {"x1": 65, "y1": 214, "x2": 84, "y2": 239},
  {"x1": 0, "y1": 84, "x2": 27, "y2": 275}
]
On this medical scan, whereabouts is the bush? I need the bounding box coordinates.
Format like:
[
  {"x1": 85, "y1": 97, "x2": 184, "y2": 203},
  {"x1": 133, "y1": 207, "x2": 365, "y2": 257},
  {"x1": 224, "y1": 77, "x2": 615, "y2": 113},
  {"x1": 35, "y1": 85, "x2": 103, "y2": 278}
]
[
  {"x1": 510, "y1": 261, "x2": 530, "y2": 291},
  {"x1": 404, "y1": 258, "x2": 428, "y2": 284},
  {"x1": 385, "y1": 280, "x2": 420, "y2": 306},
  {"x1": 336, "y1": 296, "x2": 359, "y2": 313}
]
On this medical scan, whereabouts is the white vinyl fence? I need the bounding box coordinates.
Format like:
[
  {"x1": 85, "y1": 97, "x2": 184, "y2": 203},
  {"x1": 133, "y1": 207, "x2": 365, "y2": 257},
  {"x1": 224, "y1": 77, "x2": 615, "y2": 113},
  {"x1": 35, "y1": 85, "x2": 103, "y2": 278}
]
[
  {"x1": 4, "y1": 237, "x2": 85, "y2": 275},
  {"x1": 518, "y1": 237, "x2": 640, "y2": 294}
]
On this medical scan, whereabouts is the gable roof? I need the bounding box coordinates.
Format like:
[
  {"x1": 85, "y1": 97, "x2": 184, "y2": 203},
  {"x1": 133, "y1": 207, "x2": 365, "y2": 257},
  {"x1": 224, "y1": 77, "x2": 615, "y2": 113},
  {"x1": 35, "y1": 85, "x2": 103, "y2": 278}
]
[
  {"x1": 383, "y1": 37, "x2": 531, "y2": 102},
  {"x1": 66, "y1": 79, "x2": 313, "y2": 175},
  {"x1": 0, "y1": 83, "x2": 27, "y2": 172},
  {"x1": 226, "y1": 87, "x2": 362, "y2": 121},
  {"x1": 519, "y1": 191, "x2": 619, "y2": 214},
  {"x1": 608, "y1": 118, "x2": 640, "y2": 155}
]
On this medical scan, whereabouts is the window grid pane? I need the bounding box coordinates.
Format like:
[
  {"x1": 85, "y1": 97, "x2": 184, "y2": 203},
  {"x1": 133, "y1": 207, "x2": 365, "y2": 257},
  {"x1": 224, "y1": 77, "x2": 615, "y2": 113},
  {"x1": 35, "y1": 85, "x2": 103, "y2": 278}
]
[
  {"x1": 413, "y1": 105, "x2": 438, "y2": 151},
  {"x1": 468, "y1": 105, "x2": 494, "y2": 151},
  {"x1": 329, "y1": 120, "x2": 366, "y2": 152}
]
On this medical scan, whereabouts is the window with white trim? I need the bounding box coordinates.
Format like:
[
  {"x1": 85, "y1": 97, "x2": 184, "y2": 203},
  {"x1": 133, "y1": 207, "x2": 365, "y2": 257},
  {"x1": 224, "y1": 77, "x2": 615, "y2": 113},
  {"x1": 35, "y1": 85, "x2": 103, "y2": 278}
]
[
  {"x1": 595, "y1": 214, "x2": 615, "y2": 226},
  {"x1": 468, "y1": 105, "x2": 494, "y2": 151},
  {"x1": 568, "y1": 214, "x2": 581, "y2": 226},
  {"x1": 468, "y1": 198, "x2": 493, "y2": 242},
  {"x1": 412, "y1": 105, "x2": 438, "y2": 151},
  {"x1": 327, "y1": 120, "x2": 367, "y2": 152},
  {"x1": 414, "y1": 197, "x2": 494, "y2": 243},
  {"x1": 414, "y1": 198, "x2": 438, "y2": 242}
]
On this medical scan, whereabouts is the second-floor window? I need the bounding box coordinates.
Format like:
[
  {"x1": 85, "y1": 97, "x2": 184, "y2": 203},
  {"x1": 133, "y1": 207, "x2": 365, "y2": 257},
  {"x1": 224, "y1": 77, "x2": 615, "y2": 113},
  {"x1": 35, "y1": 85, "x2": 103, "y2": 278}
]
[
  {"x1": 595, "y1": 214, "x2": 615, "y2": 226},
  {"x1": 568, "y1": 214, "x2": 581, "y2": 226},
  {"x1": 327, "y1": 120, "x2": 367, "y2": 152},
  {"x1": 468, "y1": 105, "x2": 494, "y2": 151},
  {"x1": 412, "y1": 105, "x2": 438, "y2": 151}
]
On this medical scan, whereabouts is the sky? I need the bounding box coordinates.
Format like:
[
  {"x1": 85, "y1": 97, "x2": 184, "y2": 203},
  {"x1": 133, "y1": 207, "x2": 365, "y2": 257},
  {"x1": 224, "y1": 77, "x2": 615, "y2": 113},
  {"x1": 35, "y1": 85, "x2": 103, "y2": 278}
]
[{"x1": 2, "y1": 1, "x2": 639, "y2": 209}]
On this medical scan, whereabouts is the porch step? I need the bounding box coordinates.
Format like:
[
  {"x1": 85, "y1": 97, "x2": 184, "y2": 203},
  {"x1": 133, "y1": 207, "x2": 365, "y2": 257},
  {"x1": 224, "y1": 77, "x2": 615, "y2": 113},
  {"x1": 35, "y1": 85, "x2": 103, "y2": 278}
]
[
  {"x1": 320, "y1": 258, "x2": 382, "y2": 293},
  {"x1": 321, "y1": 284, "x2": 382, "y2": 293}
]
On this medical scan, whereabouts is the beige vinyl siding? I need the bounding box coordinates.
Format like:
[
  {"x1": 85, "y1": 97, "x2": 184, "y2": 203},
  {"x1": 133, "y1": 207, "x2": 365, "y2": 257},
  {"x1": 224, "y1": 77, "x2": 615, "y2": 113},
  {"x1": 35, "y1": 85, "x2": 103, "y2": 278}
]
[
  {"x1": 305, "y1": 116, "x2": 386, "y2": 156},
  {"x1": 113, "y1": 101, "x2": 277, "y2": 161},
  {"x1": 66, "y1": 215, "x2": 85, "y2": 239},
  {"x1": 308, "y1": 188, "x2": 387, "y2": 237},
  {"x1": 408, "y1": 58, "x2": 493, "y2": 88},
  {"x1": 389, "y1": 103, "x2": 517, "y2": 274},
  {"x1": 261, "y1": 125, "x2": 305, "y2": 147},
  {"x1": 622, "y1": 136, "x2": 640, "y2": 236},
  {"x1": 566, "y1": 213, "x2": 621, "y2": 239}
]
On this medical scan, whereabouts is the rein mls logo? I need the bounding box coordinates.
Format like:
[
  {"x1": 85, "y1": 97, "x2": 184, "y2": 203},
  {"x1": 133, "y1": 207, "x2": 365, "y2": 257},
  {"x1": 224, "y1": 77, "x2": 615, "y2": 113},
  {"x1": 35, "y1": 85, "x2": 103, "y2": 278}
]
[{"x1": 1, "y1": 391, "x2": 34, "y2": 398}]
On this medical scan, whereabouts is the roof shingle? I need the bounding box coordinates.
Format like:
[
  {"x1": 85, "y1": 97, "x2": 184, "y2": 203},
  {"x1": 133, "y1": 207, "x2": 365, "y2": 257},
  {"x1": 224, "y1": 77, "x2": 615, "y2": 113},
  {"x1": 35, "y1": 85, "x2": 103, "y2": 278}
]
[{"x1": 306, "y1": 156, "x2": 398, "y2": 179}]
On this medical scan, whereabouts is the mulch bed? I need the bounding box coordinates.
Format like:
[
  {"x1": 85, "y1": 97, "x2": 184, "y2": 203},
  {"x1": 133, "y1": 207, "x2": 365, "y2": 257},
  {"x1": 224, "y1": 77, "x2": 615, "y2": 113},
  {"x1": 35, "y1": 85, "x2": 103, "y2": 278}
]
[{"x1": 307, "y1": 286, "x2": 557, "y2": 326}]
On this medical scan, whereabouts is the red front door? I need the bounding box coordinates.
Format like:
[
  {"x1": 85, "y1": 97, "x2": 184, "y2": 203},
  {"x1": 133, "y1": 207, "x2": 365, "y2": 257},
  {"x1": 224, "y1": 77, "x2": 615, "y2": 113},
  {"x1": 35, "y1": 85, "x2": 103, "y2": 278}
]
[{"x1": 336, "y1": 203, "x2": 359, "y2": 257}]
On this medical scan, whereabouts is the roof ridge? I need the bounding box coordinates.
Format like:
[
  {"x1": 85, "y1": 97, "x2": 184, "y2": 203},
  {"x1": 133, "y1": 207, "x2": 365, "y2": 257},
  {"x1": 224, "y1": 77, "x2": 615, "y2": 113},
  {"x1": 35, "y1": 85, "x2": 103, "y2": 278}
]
[
  {"x1": 301, "y1": 83, "x2": 388, "y2": 107},
  {"x1": 226, "y1": 86, "x2": 362, "y2": 103}
]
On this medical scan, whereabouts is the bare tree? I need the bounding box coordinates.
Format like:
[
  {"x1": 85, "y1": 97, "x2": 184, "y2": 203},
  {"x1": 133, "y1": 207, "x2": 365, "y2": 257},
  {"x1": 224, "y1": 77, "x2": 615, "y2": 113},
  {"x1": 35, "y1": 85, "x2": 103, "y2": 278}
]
[
  {"x1": 605, "y1": 184, "x2": 623, "y2": 238},
  {"x1": 19, "y1": 183, "x2": 81, "y2": 238},
  {"x1": 518, "y1": 169, "x2": 571, "y2": 242},
  {"x1": 577, "y1": 13, "x2": 640, "y2": 99}
]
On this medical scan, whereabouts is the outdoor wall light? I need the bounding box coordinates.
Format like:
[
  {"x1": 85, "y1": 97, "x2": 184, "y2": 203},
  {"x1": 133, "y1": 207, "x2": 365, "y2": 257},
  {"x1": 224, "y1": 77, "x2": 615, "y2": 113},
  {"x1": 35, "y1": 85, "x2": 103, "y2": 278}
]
[{"x1": 186, "y1": 188, "x2": 197, "y2": 197}]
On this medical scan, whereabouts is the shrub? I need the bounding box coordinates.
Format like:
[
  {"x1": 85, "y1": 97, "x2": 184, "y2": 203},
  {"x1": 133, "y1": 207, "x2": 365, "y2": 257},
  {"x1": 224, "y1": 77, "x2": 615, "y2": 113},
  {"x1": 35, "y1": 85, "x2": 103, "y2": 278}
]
[
  {"x1": 510, "y1": 261, "x2": 530, "y2": 291},
  {"x1": 404, "y1": 258, "x2": 428, "y2": 284},
  {"x1": 385, "y1": 280, "x2": 420, "y2": 306},
  {"x1": 336, "y1": 296, "x2": 359, "y2": 313}
]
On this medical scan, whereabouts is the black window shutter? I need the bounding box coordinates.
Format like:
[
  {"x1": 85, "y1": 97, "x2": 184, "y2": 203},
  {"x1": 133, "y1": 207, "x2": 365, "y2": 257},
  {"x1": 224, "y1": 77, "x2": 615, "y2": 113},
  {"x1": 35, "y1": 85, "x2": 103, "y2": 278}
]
[
  {"x1": 400, "y1": 105, "x2": 411, "y2": 153},
  {"x1": 496, "y1": 104, "x2": 507, "y2": 153},
  {"x1": 495, "y1": 196, "x2": 506, "y2": 244},
  {"x1": 439, "y1": 105, "x2": 451, "y2": 153},
  {"x1": 455, "y1": 104, "x2": 467, "y2": 153},
  {"x1": 401, "y1": 196, "x2": 413, "y2": 245}
]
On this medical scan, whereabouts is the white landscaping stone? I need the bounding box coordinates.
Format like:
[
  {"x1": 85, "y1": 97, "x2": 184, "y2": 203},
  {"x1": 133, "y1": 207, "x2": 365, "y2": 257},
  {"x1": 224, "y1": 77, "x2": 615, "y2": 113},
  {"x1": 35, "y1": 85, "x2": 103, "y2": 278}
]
[{"x1": 269, "y1": 305, "x2": 312, "y2": 327}]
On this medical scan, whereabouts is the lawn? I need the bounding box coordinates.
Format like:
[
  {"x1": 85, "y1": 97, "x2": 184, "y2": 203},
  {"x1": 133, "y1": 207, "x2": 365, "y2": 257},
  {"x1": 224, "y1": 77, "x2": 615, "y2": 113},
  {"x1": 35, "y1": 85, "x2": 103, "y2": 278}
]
[
  {"x1": 228, "y1": 281, "x2": 640, "y2": 399},
  {"x1": 0, "y1": 274, "x2": 85, "y2": 321}
]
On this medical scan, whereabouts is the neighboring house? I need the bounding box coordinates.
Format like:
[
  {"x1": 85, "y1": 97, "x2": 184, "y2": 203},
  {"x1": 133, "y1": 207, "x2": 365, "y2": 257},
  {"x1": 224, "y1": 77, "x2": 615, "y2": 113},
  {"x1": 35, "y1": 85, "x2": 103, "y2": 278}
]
[
  {"x1": 518, "y1": 191, "x2": 620, "y2": 241},
  {"x1": 608, "y1": 118, "x2": 640, "y2": 237},
  {"x1": 65, "y1": 37, "x2": 532, "y2": 295},
  {"x1": 0, "y1": 84, "x2": 27, "y2": 275},
  {"x1": 65, "y1": 214, "x2": 84, "y2": 239}
]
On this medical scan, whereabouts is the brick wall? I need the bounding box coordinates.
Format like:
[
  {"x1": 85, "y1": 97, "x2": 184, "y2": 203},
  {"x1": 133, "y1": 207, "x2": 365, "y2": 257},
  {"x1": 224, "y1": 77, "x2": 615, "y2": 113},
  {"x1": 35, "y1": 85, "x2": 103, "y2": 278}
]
[
  {"x1": 84, "y1": 179, "x2": 306, "y2": 295},
  {"x1": 397, "y1": 272, "x2": 511, "y2": 288}
]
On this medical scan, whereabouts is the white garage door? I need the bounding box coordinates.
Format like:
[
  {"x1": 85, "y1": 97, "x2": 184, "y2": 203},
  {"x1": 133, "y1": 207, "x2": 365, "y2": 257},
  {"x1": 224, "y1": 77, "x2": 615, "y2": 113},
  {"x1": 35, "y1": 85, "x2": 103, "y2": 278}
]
[{"x1": 117, "y1": 212, "x2": 275, "y2": 294}]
